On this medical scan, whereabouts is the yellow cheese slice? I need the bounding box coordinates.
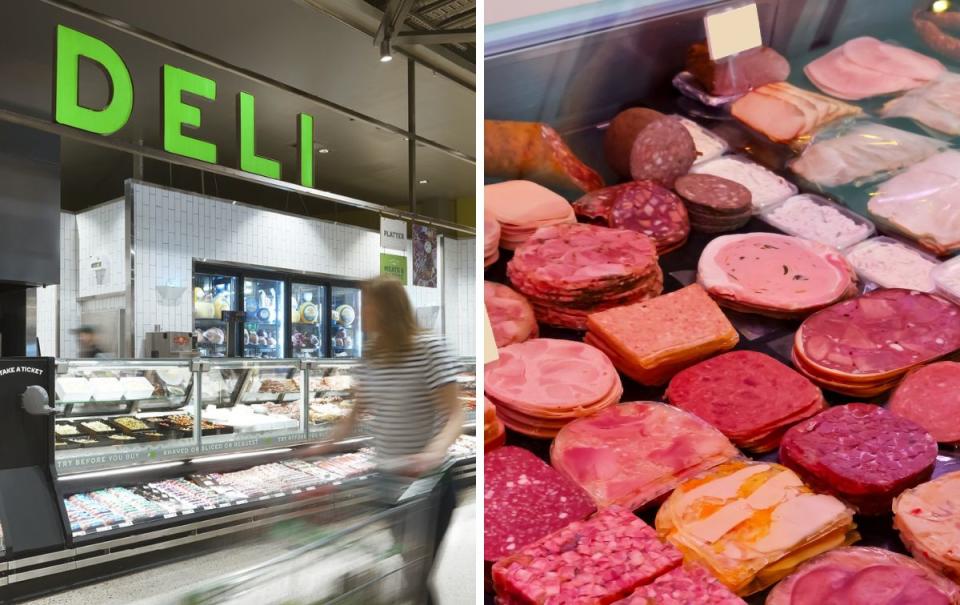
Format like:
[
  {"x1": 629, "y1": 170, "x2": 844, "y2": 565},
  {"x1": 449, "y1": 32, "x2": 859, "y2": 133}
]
[
  {"x1": 752, "y1": 494, "x2": 849, "y2": 554},
  {"x1": 676, "y1": 464, "x2": 770, "y2": 511}
]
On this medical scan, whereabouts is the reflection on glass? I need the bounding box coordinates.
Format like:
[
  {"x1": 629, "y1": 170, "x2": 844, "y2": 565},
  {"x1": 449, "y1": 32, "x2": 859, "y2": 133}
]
[
  {"x1": 193, "y1": 273, "x2": 237, "y2": 358},
  {"x1": 331, "y1": 286, "x2": 362, "y2": 358},
  {"x1": 243, "y1": 277, "x2": 285, "y2": 359},
  {"x1": 291, "y1": 282, "x2": 326, "y2": 359}
]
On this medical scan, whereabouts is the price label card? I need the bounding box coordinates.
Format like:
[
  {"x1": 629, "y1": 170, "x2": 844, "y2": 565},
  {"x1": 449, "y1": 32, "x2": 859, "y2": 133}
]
[
  {"x1": 704, "y1": 3, "x2": 762, "y2": 61},
  {"x1": 484, "y1": 309, "x2": 499, "y2": 365}
]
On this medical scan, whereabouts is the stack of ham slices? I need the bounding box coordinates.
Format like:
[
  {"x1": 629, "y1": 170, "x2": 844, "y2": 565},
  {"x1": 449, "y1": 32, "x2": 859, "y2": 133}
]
[
  {"x1": 484, "y1": 180, "x2": 576, "y2": 250},
  {"x1": 792, "y1": 289, "x2": 960, "y2": 396},
  {"x1": 697, "y1": 233, "x2": 858, "y2": 318},
  {"x1": 483, "y1": 281, "x2": 537, "y2": 348},
  {"x1": 483, "y1": 211, "x2": 500, "y2": 267},
  {"x1": 483, "y1": 398, "x2": 505, "y2": 452},
  {"x1": 894, "y1": 471, "x2": 960, "y2": 584},
  {"x1": 507, "y1": 223, "x2": 663, "y2": 330},
  {"x1": 888, "y1": 361, "x2": 960, "y2": 445},
  {"x1": 767, "y1": 547, "x2": 960, "y2": 605},
  {"x1": 731, "y1": 82, "x2": 861, "y2": 143},
  {"x1": 656, "y1": 461, "x2": 858, "y2": 596},
  {"x1": 585, "y1": 284, "x2": 738, "y2": 385},
  {"x1": 779, "y1": 404, "x2": 938, "y2": 515},
  {"x1": 484, "y1": 338, "x2": 622, "y2": 438},
  {"x1": 805, "y1": 36, "x2": 945, "y2": 100},
  {"x1": 666, "y1": 351, "x2": 826, "y2": 453},
  {"x1": 550, "y1": 402, "x2": 739, "y2": 511}
]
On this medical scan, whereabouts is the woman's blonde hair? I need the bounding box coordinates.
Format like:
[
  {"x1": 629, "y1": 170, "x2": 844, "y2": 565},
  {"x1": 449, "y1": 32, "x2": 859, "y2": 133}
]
[{"x1": 362, "y1": 276, "x2": 421, "y2": 359}]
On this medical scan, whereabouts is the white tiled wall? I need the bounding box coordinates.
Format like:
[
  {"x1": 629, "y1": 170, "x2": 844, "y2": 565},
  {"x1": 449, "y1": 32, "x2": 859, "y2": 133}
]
[
  {"x1": 76, "y1": 200, "x2": 126, "y2": 299},
  {"x1": 444, "y1": 237, "x2": 476, "y2": 357}
]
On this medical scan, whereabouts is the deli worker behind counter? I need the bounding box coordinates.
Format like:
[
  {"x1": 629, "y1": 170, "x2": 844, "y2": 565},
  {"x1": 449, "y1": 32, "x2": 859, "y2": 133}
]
[{"x1": 320, "y1": 275, "x2": 464, "y2": 604}]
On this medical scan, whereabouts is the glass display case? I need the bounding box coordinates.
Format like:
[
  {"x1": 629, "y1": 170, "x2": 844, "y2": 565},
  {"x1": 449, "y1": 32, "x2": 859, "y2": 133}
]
[
  {"x1": 193, "y1": 272, "x2": 237, "y2": 358},
  {"x1": 243, "y1": 276, "x2": 285, "y2": 359},
  {"x1": 290, "y1": 281, "x2": 326, "y2": 358},
  {"x1": 330, "y1": 286, "x2": 362, "y2": 358}
]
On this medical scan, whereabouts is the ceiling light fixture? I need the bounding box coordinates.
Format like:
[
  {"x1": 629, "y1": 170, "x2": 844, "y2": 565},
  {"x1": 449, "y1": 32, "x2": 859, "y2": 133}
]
[
  {"x1": 379, "y1": 38, "x2": 393, "y2": 62},
  {"x1": 318, "y1": 147, "x2": 330, "y2": 154},
  {"x1": 419, "y1": 179, "x2": 428, "y2": 184}
]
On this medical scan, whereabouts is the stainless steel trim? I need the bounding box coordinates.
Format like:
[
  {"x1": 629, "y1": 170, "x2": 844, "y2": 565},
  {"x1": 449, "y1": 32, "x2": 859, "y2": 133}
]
[
  {"x1": 9, "y1": 560, "x2": 78, "y2": 583},
  {"x1": 7, "y1": 549, "x2": 77, "y2": 570},
  {"x1": 124, "y1": 180, "x2": 136, "y2": 357}
]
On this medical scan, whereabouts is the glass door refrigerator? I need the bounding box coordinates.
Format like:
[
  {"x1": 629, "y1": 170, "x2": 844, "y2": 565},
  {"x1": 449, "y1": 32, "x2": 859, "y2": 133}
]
[
  {"x1": 290, "y1": 281, "x2": 326, "y2": 358},
  {"x1": 330, "y1": 284, "x2": 362, "y2": 358},
  {"x1": 193, "y1": 272, "x2": 238, "y2": 357},
  {"x1": 242, "y1": 275, "x2": 285, "y2": 359}
]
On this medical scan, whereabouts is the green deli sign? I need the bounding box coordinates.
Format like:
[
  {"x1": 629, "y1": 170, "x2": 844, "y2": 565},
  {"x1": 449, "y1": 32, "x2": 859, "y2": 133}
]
[
  {"x1": 53, "y1": 25, "x2": 315, "y2": 186},
  {"x1": 380, "y1": 253, "x2": 407, "y2": 284}
]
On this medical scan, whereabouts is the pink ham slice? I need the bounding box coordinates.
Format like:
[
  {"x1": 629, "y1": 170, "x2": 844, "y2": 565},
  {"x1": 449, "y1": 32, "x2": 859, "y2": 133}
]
[
  {"x1": 844, "y1": 36, "x2": 945, "y2": 82},
  {"x1": 484, "y1": 281, "x2": 538, "y2": 348},
  {"x1": 804, "y1": 45, "x2": 924, "y2": 100}
]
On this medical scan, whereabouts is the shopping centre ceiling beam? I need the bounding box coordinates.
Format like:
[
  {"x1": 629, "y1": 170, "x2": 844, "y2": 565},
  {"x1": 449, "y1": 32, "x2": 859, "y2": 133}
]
[
  {"x1": 395, "y1": 29, "x2": 475, "y2": 45},
  {"x1": 375, "y1": 0, "x2": 416, "y2": 46}
]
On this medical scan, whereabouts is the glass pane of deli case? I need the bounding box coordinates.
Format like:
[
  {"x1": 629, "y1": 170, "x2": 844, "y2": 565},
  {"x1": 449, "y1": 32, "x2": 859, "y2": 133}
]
[
  {"x1": 291, "y1": 282, "x2": 326, "y2": 358},
  {"x1": 330, "y1": 286, "x2": 361, "y2": 358},
  {"x1": 194, "y1": 272, "x2": 238, "y2": 358},
  {"x1": 307, "y1": 364, "x2": 356, "y2": 432},
  {"x1": 243, "y1": 276, "x2": 285, "y2": 359}
]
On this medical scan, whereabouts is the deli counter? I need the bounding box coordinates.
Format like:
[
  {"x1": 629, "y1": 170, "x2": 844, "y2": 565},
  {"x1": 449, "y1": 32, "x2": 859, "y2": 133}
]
[{"x1": 0, "y1": 356, "x2": 475, "y2": 596}]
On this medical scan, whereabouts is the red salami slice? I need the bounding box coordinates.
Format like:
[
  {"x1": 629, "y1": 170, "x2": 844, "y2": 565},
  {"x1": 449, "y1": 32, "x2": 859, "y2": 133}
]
[
  {"x1": 484, "y1": 281, "x2": 538, "y2": 348},
  {"x1": 888, "y1": 361, "x2": 960, "y2": 444},
  {"x1": 609, "y1": 181, "x2": 690, "y2": 254},
  {"x1": 604, "y1": 107, "x2": 666, "y2": 178},
  {"x1": 779, "y1": 403, "x2": 938, "y2": 514},
  {"x1": 629, "y1": 117, "x2": 697, "y2": 187},
  {"x1": 484, "y1": 446, "x2": 595, "y2": 564},
  {"x1": 666, "y1": 351, "x2": 825, "y2": 452},
  {"x1": 614, "y1": 566, "x2": 746, "y2": 605}
]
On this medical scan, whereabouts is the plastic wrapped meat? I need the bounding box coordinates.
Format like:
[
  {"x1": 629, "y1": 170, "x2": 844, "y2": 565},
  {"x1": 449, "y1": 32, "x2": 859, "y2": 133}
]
[
  {"x1": 779, "y1": 404, "x2": 938, "y2": 515},
  {"x1": 731, "y1": 82, "x2": 861, "y2": 143},
  {"x1": 790, "y1": 122, "x2": 947, "y2": 188},
  {"x1": 615, "y1": 565, "x2": 746, "y2": 605},
  {"x1": 889, "y1": 361, "x2": 960, "y2": 444},
  {"x1": 492, "y1": 507, "x2": 682, "y2": 604},
  {"x1": 882, "y1": 72, "x2": 960, "y2": 136},
  {"x1": 550, "y1": 402, "x2": 738, "y2": 511},
  {"x1": 686, "y1": 42, "x2": 790, "y2": 97},
  {"x1": 894, "y1": 471, "x2": 960, "y2": 585},
  {"x1": 867, "y1": 150, "x2": 960, "y2": 255},
  {"x1": 766, "y1": 546, "x2": 960, "y2": 605},
  {"x1": 655, "y1": 461, "x2": 858, "y2": 596}
]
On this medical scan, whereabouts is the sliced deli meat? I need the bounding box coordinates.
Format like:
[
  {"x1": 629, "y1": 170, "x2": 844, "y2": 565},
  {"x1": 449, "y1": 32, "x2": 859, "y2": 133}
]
[
  {"x1": 604, "y1": 107, "x2": 665, "y2": 178},
  {"x1": 484, "y1": 397, "x2": 506, "y2": 453},
  {"x1": 674, "y1": 174, "x2": 752, "y2": 233},
  {"x1": 889, "y1": 361, "x2": 960, "y2": 444},
  {"x1": 844, "y1": 238, "x2": 938, "y2": 292},
  {"x1": 766, "y1": 546, "x2": 960, "y2": 605},
  {"x1": 686, "y1": 42, "x2": 790, "y2": 97},
  {"x1": 881, "y1": 72, "x2": 960, "y2": 136},
  {"x1": 690, "y1": 156, "x2": 796, "y2": 211},
  {"x1": 485, "y1": 180, "x2": 576, "y2": 251},
  {"x1": 731, "y1": 82, "x2": 861, "y2": 143},
  {"x1": 484, "y1": 281, "x2": 538, "y2": 348},
  {"x1": 779, "y1": 403, "x2": 938, "y2": 515},
  {"x1": 666, "y1": 351, "x2": 825, "y2": 453},
  {"x1": 484, "y1": 446, "x2": 595, "y2": 565},
  {"x1": 491, "y1": 506, "x2": 683, "y2": 605},
  {"x1": 656, "y1": 461, "x2": 858, "y2": 596},
  {"x1": 894, "y1": 471, "x2": 960, "y2": 584},
  {"x1": 629, "y1": 116, "x2": 697, "y2": 188},
  {"x1": 550, "y1": 402, "x2": 739, "y2": 511},
  {"x1": 484, "y1": 210, "x2": 501, "y2": 267},
  {"x1": 614, "y1": 565, "x2": 746, "y2": 605}
]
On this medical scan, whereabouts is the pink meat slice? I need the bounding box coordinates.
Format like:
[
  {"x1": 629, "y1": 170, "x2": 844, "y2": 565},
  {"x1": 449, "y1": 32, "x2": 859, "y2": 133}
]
[
  {"x1": 484, "y1": 281, "x2": 538, "y2": 348},
  {"x1": 730, "y1": 91, "x2": 806, "y2": 142},
  {"x1": 613, "y1": 565, "x2": 746, "y2": 604},
  {"x1": 889, "y1": 361, "x2": 960, "y2": 444},
  {"x1": 843, "y1": 36, "x2": 945, "y2": 82},
  {"x1": 804, "y1": 45, "x2": 924, "y2": 100}
]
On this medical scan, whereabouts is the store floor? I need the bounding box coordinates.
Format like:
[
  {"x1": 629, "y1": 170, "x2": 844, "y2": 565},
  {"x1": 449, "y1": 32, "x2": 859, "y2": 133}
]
[{"x1": 22, "y1": 491, "x2": 476, "y2": 605}]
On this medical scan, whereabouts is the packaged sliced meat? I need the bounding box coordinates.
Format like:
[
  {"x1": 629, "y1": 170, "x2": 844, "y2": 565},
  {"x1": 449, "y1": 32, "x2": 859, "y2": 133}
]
[
  {"x1": 889, "y1": 361, "x2": 960, "y2": 445},
  {"x1": 804, "y1": 36, "x2": 943, "y2": 100},
  {"x1": 484, "y1": 338, "x2": 622, "y2": 438},
  {"x1": 551, "y1": 402, "x2": 739, "y2": 511},
  {"x1": 604, "y1": 108, "x2": 665, "y2": 178},
  {"x1": 867, "y1": 150, "x2": 960, "y2": 256},
  {"x1": 698, "y1": 233, "x2": 858, "y2": 318},
  {"x1": 629, "y1": 117, "x2": 697, "y2": 187},
  {"x1": 790, "y1": 122, "x2": 947, "y2": 188},
  {"x1": 779, "y1": 403, "x2": 938, "y2": 515},
  {"x1": 585, "y1": 284, "x2": 739, "y2": 386},
  {"x1": 485, "y1": 180, "x2": 576, "y2": 251},
  {"x1": 881, "y1": 72, "x2": 960, "y2": 136},
  {"x1": 731, "y1": 82, "x2": 861, "y2": 143},
  {"x1": 690, "y1": 156, "x2": 797, "y2": 211},
  {"x1": 676, "y1": 116, "x2": 728, "y2": 165},
  {"x1": 656, "y1": 461, "x2": 858, "y2": 596},
  {"x1": 507, "y1": 223, "x2": 663, "y2": 330},
  {"x1": 666, "y1": 351, "x2": 825, "y2": 453},
  {"x1": 766, "y1": 546, "x2": 960, "y2": 605},
  {"x1": 686, "y1": 42, "x2": 790, "y2": 97},
  {"x1": 894, "y1": 471, "x2": 960, "y2": 584},
  {"x1": 615, "y1": 565, "x2": 746, "y2": 605},
  {"x1": 492, "y1": 506, "x2": 683, "y2": 605},
  {"x1": 792, "y1": 289, "x2": 960, "y2": 396},
  {"x1": 484, "y1": 120, "x2": 604, "y2": 193},
  {"x1": 844, "y1": 237, "x2": 939, "y2": 292},
  {"x1": 484, "y1": 281, "x2": 538, "y2": 348},
  {"x1": 484, "y1": 446, "x2": 595, "y2": 565},
  {"x1": 484, "y1": 210, "x2": 501, "y2": 268},
  {"x1": 760, "y1": 194, "x2": 874, "y2": 250}
]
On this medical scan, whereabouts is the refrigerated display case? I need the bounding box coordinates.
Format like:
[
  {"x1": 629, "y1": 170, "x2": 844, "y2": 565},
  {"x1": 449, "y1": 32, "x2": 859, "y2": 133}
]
[
  {"x1": 290, "y1": 281, "x2": 325, "y2": 359},
  {"x1": 243, "y1": 276, "x2": 285, "y2": 360},
  {"x1": 330, "y1": 285, "x2": 362, "y2": 358},
  {"x1": 193, "y1": 273, "x2": 238, "y2": 358}
]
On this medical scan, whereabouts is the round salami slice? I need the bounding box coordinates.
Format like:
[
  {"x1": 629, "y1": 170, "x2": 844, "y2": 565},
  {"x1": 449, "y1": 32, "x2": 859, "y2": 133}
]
[
  {"x1": 629, "y1": 116, "x2": 697, "y2": 187},
  {"x1": 484, "y1": 281, "x2": 538, "y2": 348},
  {"x1": 609, "y1": 181, "x2": 690, "y2": 253},
  {"x1": 604, "y1": 107, "x2": 665, "y2": 178},
  {"x1": 779, "y1": 403, "x2": 937, "y2": 514},
  {"x1": 571, "y1": 187, "x2": 618, "y2": 224},
  {"x1": 889, "y1": 362, "x2": 960, "y2": 444},
  {"x1": 675, "y1": 174, "x2": 752, "y2": 214}
]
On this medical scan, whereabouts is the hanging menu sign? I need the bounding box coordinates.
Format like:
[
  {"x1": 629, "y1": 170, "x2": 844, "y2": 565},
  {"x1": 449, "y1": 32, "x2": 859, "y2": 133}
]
[
  {"x1": 380, "y1": 217, "x2": 408, "y2": 251},
  {"x1": 380, "y1": 253, "x2": 408, "y2": 284}
]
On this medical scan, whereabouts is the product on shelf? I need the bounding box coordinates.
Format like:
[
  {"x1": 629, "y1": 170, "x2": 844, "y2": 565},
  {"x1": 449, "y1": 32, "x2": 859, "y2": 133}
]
[
  {"x1": 80, "y1": 420, "x2": 116, "y2": 434},
  {"x1": 55, "y1": 423, "x2": 80, "y2": 437},
  {"x1": 572, "y1": 180, "x2": 690, "y2": 254},
  {"x1": 804, "y1": 36, "x2": 944, "y2": 100},
  {"x1": 690, "y1": 156, "x2": 797, "y2": 211},
  {"x1": 483, "y1": 398, "x2": 505, "y2": 453},
  {"x1": 628, "y1": 116, "x2": 697, "y2": 188},
  {"x1": 881, "y1": 72, "x2": 960, "y2": 135},
  {"x1": 484, "y1": 281, "x2": 538, "y2": 348},
  {"x1": 730, "y1": 82, "x2": 861, "y2": 144},
  {"x1": 888, "y1": 361, "x2": 960, "y2": 444},
  {"x1": 484, "y1": 210, "x2": 501, "y2": 267},
  {"x1": 656, "y1": 461, "x2": 858, "y2": 595},
  {"x1": 792, "y1": 289, "x2": 960, "y2": 396},
  {"x1": 484, "y1": 120, "x2": 604, "y2": 193},
  {"x1": 67, "y1": 437, "x2": 100, "y2": 446},
  {"x1": 114, "y1": 417, "x2": 151, "y2": 432},
  {"x1": 485, "y1": 338, "x2": 622, "y2": 438},
  {"x1": 258, "y1": 378, "x2": 300, "y2": 394},
  {"x1": 551, "y1": 402, "x2": 738, "y2": 510},
  {"x1": 666, "y1": 351, "x2": 825, "y2": 453},
  {"x1": 107, "y1": 434, "x2": 136, "y2": 442},
  {"x1": 697, "y1": 233, "x2": 858, "y2": 318},
  {"x1": 584, "y1": 284, "x2": 738, "y2": 386},
  {"x1": 761, "y1": 194, "x2": 873, "y2": 250},
  {"x1": 506, "y1": 222, "x2": 663, "y2": 330},
  {"x1": 614, "y1": 565, "x2": 746, "y2": 605},
  {"x1": 492, "y1": 507, "x2": 683, "y2": 604},
  {"x1": 674, "y1": 174, "x2": 752, "y2": 233},
  {"x1": 686, "y1": 42, "x2": 790, "y2": 96},
  {"x1": 779, "y1": 404, "x2": 937, "y2": 515},
  {"x1": 485, "y1": 180, "x2": 577, "y2": 251},
  {"x1": 893, "y1": 471, "x2": 960, "y2": 583},
  {"x1": 484, "y1": 446, "x2": 595, "y2": 568},
  {"x1": 675, "y1": 116, "x2": 728, "y2": 165},
  {"x1": 844, "y1": 238, "x2": 939, "y2": 292},
  {"x1": 604, "y1": 107, "x2": 665, "y2": 177}
]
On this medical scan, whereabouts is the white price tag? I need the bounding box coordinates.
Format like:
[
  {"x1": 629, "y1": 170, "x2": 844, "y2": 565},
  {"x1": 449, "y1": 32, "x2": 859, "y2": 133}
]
[
  {"x1": 182, "y1": 509, "x2": 195, "y2": 516},
  {"x1": 163, "y1": 513, "x2": 177, "y2": 519},
  {"x1": 704, "y1": 3, "x2": 762, "y2": 61},
  {"x1": 118, "y1": 521, "x2": 133, "y2": 528},
  {"x1": 95, "y1": 526, "x2": 112, "y2": 533},
  {"x1": 236, "y1": 499, "x2": 248, "y2": 505}
]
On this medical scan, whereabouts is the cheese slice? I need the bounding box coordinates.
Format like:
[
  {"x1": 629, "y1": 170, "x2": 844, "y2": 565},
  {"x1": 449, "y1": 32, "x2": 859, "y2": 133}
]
[
  {"x1": 684, "y1": 500, "x2": 754, "y2": 544},
  {"x1": 752, "y1": 494, "x2": 849, "y2": 554},
  {"x1": 745, "y1": 470, "x2": 803, "y2": 509},
  {"x1": 676, "y1": 464, "x2": 769, "y2": 511}
]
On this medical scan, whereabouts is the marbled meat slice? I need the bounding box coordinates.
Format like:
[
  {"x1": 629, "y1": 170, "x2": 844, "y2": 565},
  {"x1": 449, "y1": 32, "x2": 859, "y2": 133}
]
[
  {"x1": 629, "y1": 117, "x2": 697, "y2": 187},
  {"x1": 779, "y1": 403, "x2": 937, "y2": 515},
  {"x1": 608, "y1": 181, "x2": 690, "y2": 253},
  {"x1": 674, "y1": 174, "x2": 752, "y2": 215},
  {"x1": 604, "y1": 108, "x2": 665, "y2": 178},
  {"x1": 893, "y1": 471, "x2": 960, "y2": 584},
  {"x1": 889, "y1": 361, "x2": 960, "y2": 444},
  {"x1": 484, "y1": 282, "x2": 538, "y2": 348},
  {"x1": 614, "y1": 565, "x2": 746, "y2": 605},
  {"x1": 492, "y1": 507, "x2": 683, "y2": 604}
]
